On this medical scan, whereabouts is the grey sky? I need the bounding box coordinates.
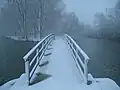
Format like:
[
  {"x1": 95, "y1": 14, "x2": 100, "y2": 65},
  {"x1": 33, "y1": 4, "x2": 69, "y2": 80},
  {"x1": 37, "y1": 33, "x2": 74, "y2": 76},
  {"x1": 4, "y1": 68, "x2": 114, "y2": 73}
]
[
  {"x1": 63, "y1": 0, "x2": 118, "y2": 24},
  {"x1": 0, "y1": 0, "x2": 117, "y2": 25},
  {"x1": 0, "y1": 0, "x2": 4, "y2": 5},
  {"x1": 0, "y1": 0, "x2": 5, "y2": 8}
]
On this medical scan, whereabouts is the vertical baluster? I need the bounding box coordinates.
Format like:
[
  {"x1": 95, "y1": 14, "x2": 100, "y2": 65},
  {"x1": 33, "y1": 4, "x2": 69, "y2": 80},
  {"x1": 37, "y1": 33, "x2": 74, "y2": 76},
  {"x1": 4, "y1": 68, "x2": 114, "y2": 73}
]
[
  {"x1": 84, "y1": 59, "x2": 88, "y2": 84},
  {"x1": 42, "y1": 41, "x2": 45, "y2": 50},
  {"x1": 36, "y1": 48, "x2": 39, "y2": 64},
  {"x1": 54, "y1": 35, "x2": 55, "y2": 40},
  {"x1": 24, "y1": 58, "x2": 29, "y2": 85},
  {"x1": 41, "y1": 41, "x2": 44, "y2": 48}
]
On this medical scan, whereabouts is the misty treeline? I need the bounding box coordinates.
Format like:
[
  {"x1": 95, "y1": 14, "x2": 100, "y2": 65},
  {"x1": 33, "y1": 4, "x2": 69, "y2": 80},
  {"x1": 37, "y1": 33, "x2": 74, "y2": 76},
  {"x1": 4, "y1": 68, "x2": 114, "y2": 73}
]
[
  {"x1": 94, "y1": 0, "x2": 120, "y2": 39},
  {"x1": 0, "y1": 0, "x2": 90, "y2": 40}
]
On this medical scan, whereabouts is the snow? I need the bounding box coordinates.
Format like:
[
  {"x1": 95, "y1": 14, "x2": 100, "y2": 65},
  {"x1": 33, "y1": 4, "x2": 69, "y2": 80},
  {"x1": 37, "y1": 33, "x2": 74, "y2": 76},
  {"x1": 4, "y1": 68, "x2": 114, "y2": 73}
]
[
  {"x1": 23, "y1": 34, "x2": 53, "y2": 61},
  {"x1": 0, "y1": 79, "x2": 17, "y2": 90},
  {"x1": 45, "y1": 37, "x2": 83, "y2": 84},
  {"x1": 78, "y1": 78, "x2": 120, "y2": 90},
  {"x1": 0, "y1": 36, "x2": 120, "y2": 90},
  {"x1": 65, "y1": 34, "x2": 90, "y2": 60},
  {"x1": 7, "y1": 36, "x2": 41, "y2": 42}
]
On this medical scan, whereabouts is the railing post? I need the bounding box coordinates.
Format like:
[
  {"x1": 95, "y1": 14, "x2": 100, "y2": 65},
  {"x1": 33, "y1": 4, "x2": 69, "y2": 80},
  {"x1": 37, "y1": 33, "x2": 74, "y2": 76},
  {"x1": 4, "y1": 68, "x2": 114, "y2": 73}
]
[
  {"x1": 53, "y1": 35, "x2": 55, "y2": 40},
  {"x1": 23, "y1": 34, "x2": 55, "y2": 86},
  {"x1": 24, "y1": 58, "x2": 29, "y2": 85},
  {"x1": 65, "y1": 34, "x2": 90, "y2": 85},
  {"x1": 36, "y1": 48, "x2": 39, "y2": 64},
  {"x1": 84, "y1": 59, "x2": 88, "y2": 84}
]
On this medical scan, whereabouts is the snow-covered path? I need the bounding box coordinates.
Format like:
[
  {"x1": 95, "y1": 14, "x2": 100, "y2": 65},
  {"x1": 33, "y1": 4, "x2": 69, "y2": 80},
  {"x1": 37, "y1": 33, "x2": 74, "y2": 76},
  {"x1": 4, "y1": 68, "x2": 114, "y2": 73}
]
[
  {"x1": 46, "y1": 37, "x2": 83, "y2": 83},
  {"x1": 43, "y1": 37, "x2": 83, "y2": 88}
]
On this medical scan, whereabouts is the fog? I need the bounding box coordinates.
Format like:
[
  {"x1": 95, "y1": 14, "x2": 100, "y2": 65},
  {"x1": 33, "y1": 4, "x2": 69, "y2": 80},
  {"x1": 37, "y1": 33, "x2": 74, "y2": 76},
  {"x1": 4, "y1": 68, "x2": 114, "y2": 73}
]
[
  {"x1": 63, "y1": 0, "x2": 118, "y2": 24},
  {"x1": 0, "y1": 0, "x2": 118, "y2": 25},
  {"x1": 0, "y1": 0, "x2": 4, "y2": 6}
]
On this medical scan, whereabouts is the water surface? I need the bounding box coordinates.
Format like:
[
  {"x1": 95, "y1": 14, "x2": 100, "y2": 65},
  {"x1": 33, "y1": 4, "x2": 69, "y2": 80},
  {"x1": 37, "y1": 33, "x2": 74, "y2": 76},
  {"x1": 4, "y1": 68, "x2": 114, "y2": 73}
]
[{"x1": 0, "y1": 37, "x2": 37, "y2": 85}]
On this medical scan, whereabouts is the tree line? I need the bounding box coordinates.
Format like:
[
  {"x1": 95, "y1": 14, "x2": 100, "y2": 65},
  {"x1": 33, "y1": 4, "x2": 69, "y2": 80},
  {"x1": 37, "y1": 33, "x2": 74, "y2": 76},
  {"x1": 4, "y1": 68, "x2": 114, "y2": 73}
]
[
  {"x1": 0, "y1": 0, "x2": 90, "y2": 40},
  {"x1": 93, "y1": 0, "x2": 120, "y2": 40}
]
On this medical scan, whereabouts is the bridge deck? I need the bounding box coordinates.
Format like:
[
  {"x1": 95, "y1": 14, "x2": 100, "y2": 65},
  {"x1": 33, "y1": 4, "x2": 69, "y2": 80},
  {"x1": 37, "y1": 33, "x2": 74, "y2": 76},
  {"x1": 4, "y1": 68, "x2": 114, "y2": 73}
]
[{"x1": 35, "y1": 37, "x2": 83, "y2": 89}]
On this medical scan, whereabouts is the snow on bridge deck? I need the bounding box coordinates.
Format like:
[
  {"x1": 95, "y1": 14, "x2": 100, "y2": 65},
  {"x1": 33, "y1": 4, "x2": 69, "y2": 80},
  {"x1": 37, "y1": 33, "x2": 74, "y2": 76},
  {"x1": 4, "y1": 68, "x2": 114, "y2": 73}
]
[
  {"x1": 43, "y1": 37, "x2": 83, "y2": 87},
  {"x1": 29, "y1": 36, "x2": 83, "y2": 89},
  {"x1": 1, "y1": 36, "x2": 120, "y2": 90}
]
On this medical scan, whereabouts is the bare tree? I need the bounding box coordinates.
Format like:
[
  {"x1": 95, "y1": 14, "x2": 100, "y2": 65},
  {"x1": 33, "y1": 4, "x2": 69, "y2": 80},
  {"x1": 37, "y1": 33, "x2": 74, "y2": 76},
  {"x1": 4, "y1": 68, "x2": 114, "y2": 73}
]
[
  {"x1": 38, "y1": 0, "x2": 44, "y2": 39},
  {"x1": 15, "y1": 0, "x2": 28, "y2": 39},
  {"x1": 31, "y1": 0, "x2": 45, "y2": 39}
]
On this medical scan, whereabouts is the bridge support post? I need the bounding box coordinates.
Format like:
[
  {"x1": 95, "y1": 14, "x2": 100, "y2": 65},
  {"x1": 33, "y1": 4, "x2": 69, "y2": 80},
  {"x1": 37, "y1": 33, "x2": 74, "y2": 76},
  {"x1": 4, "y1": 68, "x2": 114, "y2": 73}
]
[
  {"x1": 36, "y1": 48, "x2": 39, "y2": 64},
  {"x1": 23, "y1": 34, "x2": 55, "y2": 86},
  {"x1": 25, "y1": 59, "x2": 29, "y2": 85},
  {"x1": 84, "y1": 59, "x2": 88, "y2": 84}
]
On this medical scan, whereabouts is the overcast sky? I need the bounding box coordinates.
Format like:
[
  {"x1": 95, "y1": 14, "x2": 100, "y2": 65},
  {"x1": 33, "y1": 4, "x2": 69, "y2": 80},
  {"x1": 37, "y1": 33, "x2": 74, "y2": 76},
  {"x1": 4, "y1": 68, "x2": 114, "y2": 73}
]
[
  {"x1": 63, "y1": 0, "x2": 118, "y2": 25},
  {"x1": 0, "y1": 0, "x2": 118, "y2": 25},
  {"x1": 0, "y1": 0, "x2": 5, "y2": 8}
]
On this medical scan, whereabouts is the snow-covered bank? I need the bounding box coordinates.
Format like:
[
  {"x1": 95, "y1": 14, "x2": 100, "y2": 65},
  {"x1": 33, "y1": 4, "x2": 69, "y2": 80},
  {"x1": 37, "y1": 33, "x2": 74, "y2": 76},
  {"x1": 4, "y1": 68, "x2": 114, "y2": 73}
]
[
  {"x1": 1, "y1": 75, "x2": 120, "y2": 90},
  {"x1": 0, "y1": 79, "x2": 17, "y2": 90},
  {"x1": 7, "y1": 36, "x2": 41, "y2": 42}
]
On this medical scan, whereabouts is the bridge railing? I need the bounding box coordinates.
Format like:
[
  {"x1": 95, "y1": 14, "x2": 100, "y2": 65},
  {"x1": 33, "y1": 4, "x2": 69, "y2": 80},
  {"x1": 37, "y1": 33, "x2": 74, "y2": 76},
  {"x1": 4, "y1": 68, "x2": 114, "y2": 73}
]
[
  {"x1": 23, "y1": 34, "x2": 55, "y2": 85},
  {"x1": 64, "y1": 34, "x2": 90, "y2": 84}
]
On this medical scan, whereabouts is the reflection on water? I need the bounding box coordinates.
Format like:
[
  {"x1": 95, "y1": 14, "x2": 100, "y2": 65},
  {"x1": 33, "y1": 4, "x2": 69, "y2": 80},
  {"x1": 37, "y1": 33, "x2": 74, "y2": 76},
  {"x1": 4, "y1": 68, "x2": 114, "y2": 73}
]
[
  {"x1": 75, "y1": 36, "x2": 120, "y2": 86},
  {"x1": 0, "y1": 37, "x2": 37, "y2": 85}
]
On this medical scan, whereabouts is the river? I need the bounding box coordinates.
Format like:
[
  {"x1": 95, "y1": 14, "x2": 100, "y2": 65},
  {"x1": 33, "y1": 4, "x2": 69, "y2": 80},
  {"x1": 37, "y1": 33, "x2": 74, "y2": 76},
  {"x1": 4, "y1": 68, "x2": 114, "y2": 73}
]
[{"x1": 0, "y1": 36, "x2": 37, "y2": 85}]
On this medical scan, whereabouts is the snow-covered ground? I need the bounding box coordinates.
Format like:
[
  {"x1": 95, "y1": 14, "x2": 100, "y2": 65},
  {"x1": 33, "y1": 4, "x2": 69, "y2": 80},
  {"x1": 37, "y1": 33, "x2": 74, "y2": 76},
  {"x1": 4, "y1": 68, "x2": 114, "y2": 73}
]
[
  {"x1": 7, "y1": 36, "x2": 41, "y2": 42},
  {"x1": 0, "y1": 37, "x2": 120, "y2": 90}
]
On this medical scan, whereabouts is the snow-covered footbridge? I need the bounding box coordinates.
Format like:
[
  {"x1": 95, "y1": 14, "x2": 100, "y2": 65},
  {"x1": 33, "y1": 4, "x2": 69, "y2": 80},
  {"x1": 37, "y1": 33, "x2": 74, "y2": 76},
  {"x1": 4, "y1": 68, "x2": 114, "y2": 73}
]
[{"x1": 1, "y1": 34, "x2": 120, "y2": 90}]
